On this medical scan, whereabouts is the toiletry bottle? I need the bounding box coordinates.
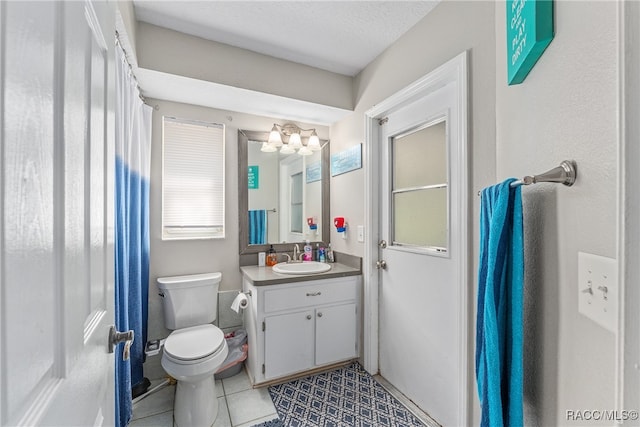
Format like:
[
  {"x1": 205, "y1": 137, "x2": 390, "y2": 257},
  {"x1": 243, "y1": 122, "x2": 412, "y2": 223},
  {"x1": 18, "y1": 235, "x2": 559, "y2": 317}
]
[
  {"x1": 315, "y1": 243, "x2": 320, "y2": 261},
  {"x1": 303, "y1": 240, "x2": 312, "y2": 261},
  {"x1": 266, "y1": 245, "x2": 277, "y2": 266},
  {"x1": 326, "y1": 243, "x2": 334, "y2": 263},
  {"x1": 319, "y1": 245, "x2": 326, "y2": 263}
]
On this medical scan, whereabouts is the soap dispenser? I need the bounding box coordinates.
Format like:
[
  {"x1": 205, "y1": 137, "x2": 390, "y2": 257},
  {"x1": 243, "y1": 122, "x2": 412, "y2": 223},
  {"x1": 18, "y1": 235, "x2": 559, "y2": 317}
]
[{"x1": 266, "y1": 245, "x2": 278, "y2": 266}]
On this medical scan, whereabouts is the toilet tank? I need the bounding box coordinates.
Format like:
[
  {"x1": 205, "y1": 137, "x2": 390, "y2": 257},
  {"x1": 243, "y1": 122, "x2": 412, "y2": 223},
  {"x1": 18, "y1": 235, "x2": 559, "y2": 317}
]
[{"x1": 157, "y1": 272, "x2": 222, "y2": 330}]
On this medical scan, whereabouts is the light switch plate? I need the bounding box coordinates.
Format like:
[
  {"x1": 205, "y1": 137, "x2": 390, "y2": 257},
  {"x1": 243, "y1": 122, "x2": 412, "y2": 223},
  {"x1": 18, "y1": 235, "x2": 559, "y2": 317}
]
[
  {"x1": 357, "y1": 225, "x2": 365, "y2": 243},
  {"x1": 578, "y1": 252, "x2": 618, "y2": 332}
]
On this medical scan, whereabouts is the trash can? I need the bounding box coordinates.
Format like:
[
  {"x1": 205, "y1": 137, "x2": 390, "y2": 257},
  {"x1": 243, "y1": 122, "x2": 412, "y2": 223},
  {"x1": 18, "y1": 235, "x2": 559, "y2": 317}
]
[{"x1": 214, "y1": 329, "x2": 248, "y2": 379}]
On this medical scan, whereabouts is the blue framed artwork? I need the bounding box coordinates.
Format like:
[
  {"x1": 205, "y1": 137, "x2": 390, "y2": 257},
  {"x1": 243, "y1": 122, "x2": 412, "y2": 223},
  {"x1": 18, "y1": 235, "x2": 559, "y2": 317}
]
[
  {"x1": 331, "y1": 144, "x2": 362, "y2": 177},
  {"x1": 507, "y1": 0, "x2": 554, "y2": 85},
  {"x1": 248, "y1": 165, "x2": 259, "y2": 189},
  {"x1": 306, "y1": 161, "x2": 321, "y2": 183}
]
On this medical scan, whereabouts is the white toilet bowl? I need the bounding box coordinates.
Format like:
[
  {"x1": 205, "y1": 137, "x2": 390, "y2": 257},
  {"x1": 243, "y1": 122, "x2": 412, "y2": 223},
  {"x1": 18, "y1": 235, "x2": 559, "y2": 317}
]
[{"x1": 161, "y1": 324, "x2": 228, "y2": 427}]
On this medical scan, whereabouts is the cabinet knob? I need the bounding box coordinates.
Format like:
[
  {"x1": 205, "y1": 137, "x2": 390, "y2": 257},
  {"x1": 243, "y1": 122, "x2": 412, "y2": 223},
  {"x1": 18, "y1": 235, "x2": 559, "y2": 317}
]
[
  {"x1": 306, "y1": 314, "x2": 312, "y2": 320},
  {"x1": 317, "y1": 312, "x2": 323, "y2": 318}
]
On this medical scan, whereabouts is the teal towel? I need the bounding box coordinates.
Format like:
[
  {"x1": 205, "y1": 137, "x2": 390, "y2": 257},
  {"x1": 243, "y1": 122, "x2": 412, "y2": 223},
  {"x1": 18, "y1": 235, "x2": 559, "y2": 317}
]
[
  {"x1": 249, "y1": 210, "x2": 267, "y2": 245},
  {"x1": 476, "y1": 178, "x2": 524, "y2": 427}
]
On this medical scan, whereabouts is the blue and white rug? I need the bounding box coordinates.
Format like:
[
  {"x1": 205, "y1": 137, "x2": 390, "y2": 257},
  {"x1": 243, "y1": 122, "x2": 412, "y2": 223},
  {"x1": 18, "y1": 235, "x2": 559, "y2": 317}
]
[
  {"x1": 268, "y1": 362, "x2": 426, "y2": 427},
  {"x1": 251, "y1": 419, "x2": 284, "y2": 427}
]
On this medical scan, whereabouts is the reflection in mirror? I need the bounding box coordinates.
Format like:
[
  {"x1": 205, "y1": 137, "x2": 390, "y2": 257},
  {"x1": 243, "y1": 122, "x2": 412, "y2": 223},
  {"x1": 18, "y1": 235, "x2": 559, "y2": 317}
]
[{"x1": 239, "y1": 130, "x2": 329, "y2": 255}]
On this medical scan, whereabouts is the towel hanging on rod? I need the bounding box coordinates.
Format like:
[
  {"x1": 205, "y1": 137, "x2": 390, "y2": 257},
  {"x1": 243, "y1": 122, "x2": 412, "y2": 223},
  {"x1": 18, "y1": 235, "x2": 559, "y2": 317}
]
[{"x1": 478, "y1": 160, "x2": 577, "y2": 196}]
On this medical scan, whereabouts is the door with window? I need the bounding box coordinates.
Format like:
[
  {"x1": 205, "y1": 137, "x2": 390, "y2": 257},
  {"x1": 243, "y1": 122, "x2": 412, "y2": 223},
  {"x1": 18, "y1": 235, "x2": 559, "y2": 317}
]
[
  {"x1": 0, "y1": 1, "x2": 115, "y2": 425},
  {"x1": 279, "y1": 156, "x2": 304, "y2": 243},
  {"x1": 377, "y1": 78, "x2": 466, "y2": 426}
]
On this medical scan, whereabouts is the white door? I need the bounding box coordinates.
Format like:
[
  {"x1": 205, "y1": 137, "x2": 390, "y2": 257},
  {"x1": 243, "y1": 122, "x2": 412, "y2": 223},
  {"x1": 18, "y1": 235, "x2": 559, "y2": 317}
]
[
  {"x1": 279, "y1": 156, "x2": 304, "y2": 243},
  {"x1": 376, "y1": 73, "x2": 467, "y2": 425},
  {"x1": 1, "y1": 1, "x2": 116, "y2": 425}
]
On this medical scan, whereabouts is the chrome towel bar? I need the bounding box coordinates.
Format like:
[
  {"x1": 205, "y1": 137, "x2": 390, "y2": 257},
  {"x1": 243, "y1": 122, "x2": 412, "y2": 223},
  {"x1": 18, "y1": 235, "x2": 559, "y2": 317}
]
[{"x1": 478, "y1": 160, "x2": 577, "y2": 196}]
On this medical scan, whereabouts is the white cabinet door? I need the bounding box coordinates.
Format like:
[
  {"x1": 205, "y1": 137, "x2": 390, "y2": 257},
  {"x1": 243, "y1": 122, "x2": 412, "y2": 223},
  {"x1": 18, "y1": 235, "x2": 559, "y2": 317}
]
[
  {"x1": 264, "y1": 310, "x2": 315, "y2": 379},
  {"x1": 315, "y1": 303, "x2": 357, "y2": 366}
]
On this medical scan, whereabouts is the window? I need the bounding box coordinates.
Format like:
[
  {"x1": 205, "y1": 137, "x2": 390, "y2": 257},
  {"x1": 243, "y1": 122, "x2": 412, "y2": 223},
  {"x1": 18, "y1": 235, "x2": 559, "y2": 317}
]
[
  {"x1": 162, "y1": 117, "x2": 225, "y2": 239},
  {"x1": 391, "y1": 119, "x2": 448, "y2": 250}
]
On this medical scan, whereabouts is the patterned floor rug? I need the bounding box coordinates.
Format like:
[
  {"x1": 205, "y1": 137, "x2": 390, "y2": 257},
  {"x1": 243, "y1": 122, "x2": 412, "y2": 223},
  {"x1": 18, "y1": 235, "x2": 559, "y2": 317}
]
[
  {"x1": 251, "y1": 419, "x2": 284, "y2": 427},
  {"x1": 268, "y1": 362, "x2": 426, "y2": 427}
]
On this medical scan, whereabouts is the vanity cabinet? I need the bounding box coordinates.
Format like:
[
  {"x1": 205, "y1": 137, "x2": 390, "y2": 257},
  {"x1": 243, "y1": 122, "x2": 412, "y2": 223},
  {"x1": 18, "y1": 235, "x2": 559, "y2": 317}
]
[{"x1": 243, "y1": 275, "x2": 361, "y2": 385}]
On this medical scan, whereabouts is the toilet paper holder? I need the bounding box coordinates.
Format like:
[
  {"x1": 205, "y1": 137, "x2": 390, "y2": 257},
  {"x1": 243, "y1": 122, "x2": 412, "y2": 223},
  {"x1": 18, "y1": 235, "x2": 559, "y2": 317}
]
[{"x1": 231, "y1": 291, "x2": 251, "y2": 313}]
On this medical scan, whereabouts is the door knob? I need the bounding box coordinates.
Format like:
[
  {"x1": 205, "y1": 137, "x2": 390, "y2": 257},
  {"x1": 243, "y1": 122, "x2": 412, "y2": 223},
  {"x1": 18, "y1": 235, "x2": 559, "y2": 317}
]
[
  {"x1": 376, "y1": 260, "x2": 387, "y2": 270},
  {"x1": 379, "y1": 240, "x2": 387, "y2": 249},
  {"x1": 108, "y1": 325, "x2": 134, "y2": 360},
  {"x1": 317, "y1": 312, "x2": 323, "y2": 317}
]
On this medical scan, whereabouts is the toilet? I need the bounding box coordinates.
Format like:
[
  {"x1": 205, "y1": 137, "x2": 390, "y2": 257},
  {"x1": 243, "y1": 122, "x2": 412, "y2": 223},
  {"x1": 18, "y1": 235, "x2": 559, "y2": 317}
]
[{"x1": 157, "y1": 272, "x2": 228, "y2": 427}]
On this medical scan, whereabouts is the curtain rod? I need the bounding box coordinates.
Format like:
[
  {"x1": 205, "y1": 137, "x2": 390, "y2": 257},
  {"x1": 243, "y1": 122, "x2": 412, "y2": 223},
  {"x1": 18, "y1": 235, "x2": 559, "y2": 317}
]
[{"x1": 115, "y1": 31, "x2": 147, "y2": 105}]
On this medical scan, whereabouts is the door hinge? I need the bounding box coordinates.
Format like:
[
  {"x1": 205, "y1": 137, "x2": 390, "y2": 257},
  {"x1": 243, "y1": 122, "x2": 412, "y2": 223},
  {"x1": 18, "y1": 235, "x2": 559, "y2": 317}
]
[
  {"x1": 262, "y1": 364, "x2": 265, "y2": 374},
  {"x1": 262, "y1": 321, "x2": 265, "y2": 332},
  {"x1": 378, "y1": 117, "x2": 389, "y2": 126}
]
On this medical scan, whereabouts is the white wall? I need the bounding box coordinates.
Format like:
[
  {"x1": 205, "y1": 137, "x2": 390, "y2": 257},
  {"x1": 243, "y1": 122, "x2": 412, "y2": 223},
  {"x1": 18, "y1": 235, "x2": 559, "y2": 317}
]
[
  {"x1": 137, "y1": 22, "x2": 353, "y2": 111},
  {"x1": 495, "y1": 1, "x2": 618, "y2": 425}
]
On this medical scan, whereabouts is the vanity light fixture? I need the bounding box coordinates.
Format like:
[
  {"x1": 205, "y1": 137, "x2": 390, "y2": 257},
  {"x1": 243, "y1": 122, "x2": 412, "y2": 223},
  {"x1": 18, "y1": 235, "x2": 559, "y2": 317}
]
[{"x1": 262, "y1": 123, "x2": 322, "y2": 156}]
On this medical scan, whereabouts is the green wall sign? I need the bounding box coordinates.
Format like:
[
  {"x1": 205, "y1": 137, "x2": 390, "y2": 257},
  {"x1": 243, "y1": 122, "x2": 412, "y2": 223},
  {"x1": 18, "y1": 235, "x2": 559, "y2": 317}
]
[
  {"x1": 248, "y1": 165, "x2": 259, "y2": 189},
  {"x1": 507, "y1": 0, "x2": 554, "y2": 85}
]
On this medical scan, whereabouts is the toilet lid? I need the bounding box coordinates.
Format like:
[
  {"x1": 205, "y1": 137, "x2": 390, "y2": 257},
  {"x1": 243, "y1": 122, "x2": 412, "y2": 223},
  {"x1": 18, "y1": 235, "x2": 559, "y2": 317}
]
[{"x1": 164, "y1": 324, "x2": 225, "y2": 361}]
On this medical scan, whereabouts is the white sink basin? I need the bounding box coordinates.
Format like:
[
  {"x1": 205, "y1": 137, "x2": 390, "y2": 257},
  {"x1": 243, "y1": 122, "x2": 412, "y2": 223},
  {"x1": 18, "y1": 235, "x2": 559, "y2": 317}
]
[{"x1": 272, "y1": 261, "x2": 332, "y2": 275}]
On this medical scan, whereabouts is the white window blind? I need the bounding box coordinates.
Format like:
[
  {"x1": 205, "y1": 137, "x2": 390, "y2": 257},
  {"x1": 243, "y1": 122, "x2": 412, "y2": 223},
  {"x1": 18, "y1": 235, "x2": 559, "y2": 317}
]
[{"x1": 162, "y1": 117, "x2": 225, "y2": 239}]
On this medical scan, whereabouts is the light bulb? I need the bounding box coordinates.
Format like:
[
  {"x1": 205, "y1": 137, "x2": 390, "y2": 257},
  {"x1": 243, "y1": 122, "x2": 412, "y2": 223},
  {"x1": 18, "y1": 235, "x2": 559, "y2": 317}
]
[
  {"x1": 289, "y1": 132, "x2": 302, "y2": 148},
  {"x1": 261, "y1": 141, "x2": 277, "y2": 152},
  {"x1": 268, "y1": 125, "x2": 283, "y2": 147},
  {"x1": 280, "y1": 144, "x2": 295, "y2": 154},
  {"x1": 308, "y1": 131, "x2": 321, "y2": 151},
  {"x1": 298, "y1": 146, "x2": 313, "y2": 156}
]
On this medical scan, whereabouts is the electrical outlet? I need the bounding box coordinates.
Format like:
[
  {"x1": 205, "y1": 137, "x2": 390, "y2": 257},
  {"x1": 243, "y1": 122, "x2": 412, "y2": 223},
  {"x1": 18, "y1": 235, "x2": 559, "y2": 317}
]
[{"x1": 578, "y1": 252, "x2": 618, "y2": 332}]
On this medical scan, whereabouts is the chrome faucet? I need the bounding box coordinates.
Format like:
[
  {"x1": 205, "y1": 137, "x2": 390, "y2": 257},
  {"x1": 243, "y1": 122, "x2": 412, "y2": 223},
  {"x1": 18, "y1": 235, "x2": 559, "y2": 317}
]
[{"x1": 292, "y1": 244, "x2": 300, "y2": 262}]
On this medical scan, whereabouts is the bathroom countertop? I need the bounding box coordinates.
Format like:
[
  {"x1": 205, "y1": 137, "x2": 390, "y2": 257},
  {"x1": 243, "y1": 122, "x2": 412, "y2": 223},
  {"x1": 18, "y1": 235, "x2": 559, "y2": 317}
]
[{"x1": 240, "y1": 262, "x2": 361, "y2": 286}]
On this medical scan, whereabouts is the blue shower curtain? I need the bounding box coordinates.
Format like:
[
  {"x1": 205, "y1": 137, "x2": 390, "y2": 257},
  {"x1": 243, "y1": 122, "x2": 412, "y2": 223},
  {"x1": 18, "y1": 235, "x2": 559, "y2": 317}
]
[
  {"x1": 476, "y1": 178, "x2": 524, "y2": 427},
  {"x1": 115, "y1": 42, "x2": 153, "y2": 427}
]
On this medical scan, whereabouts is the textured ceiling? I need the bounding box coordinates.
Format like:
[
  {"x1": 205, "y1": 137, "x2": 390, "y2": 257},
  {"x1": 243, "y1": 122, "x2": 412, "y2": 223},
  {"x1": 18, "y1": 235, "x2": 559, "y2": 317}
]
[{"x1": 133, "y1": 1, "x2": 439, "y2": 76}]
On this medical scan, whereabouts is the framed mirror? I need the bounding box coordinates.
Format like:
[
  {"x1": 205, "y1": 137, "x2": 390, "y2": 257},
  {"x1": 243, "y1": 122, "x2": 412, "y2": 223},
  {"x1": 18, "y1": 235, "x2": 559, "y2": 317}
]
[{"x1": 238, "y1": 129, "x2": 330, "y2": 255}]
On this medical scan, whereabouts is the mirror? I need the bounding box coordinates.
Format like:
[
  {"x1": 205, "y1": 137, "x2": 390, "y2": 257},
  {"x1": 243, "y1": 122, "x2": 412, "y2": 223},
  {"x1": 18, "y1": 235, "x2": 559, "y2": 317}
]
[{"x1": 238, "y1": 129, "x2": 330, "y2": 255}]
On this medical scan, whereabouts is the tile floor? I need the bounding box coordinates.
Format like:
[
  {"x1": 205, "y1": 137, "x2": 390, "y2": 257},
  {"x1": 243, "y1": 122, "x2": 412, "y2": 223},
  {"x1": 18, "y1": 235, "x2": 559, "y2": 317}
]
[{"x1": 129, "y1": 367, "x2": 278, "y2": 427}]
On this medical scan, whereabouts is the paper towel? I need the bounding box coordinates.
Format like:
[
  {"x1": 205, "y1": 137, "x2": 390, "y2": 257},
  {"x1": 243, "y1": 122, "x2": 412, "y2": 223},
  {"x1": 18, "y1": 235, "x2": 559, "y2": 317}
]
[{"x1": 231, "y1": 292, "x2": 248, "y2": 313}]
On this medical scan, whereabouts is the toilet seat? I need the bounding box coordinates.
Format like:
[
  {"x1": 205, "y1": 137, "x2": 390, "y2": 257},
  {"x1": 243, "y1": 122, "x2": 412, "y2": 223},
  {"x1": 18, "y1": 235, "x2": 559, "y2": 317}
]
[{"x1": 164, "y1": 324, "x2": 225, "y2": 363}]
